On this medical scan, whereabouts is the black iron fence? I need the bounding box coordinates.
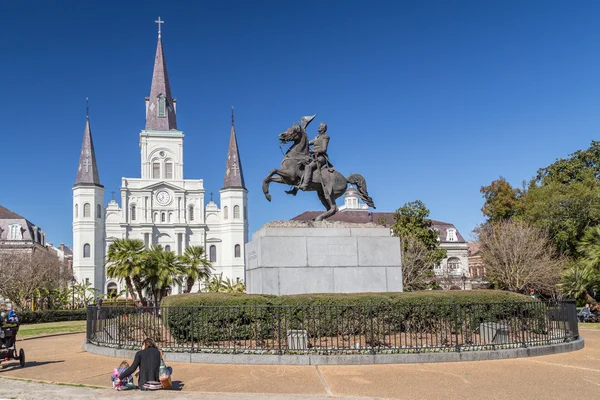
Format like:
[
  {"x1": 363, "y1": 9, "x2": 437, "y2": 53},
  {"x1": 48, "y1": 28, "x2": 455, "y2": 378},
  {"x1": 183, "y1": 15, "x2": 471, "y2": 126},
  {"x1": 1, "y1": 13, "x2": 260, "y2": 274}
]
[{"x1": 86, "y1": 300, "x2": 579, "y2": 355}]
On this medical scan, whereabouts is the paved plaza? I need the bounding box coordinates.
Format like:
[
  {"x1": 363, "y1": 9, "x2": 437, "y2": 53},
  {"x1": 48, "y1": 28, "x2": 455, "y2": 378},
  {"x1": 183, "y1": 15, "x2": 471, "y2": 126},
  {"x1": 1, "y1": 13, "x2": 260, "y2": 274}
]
[{"x1": 0, "y1": 330, "x2": 598, "y2": 399}]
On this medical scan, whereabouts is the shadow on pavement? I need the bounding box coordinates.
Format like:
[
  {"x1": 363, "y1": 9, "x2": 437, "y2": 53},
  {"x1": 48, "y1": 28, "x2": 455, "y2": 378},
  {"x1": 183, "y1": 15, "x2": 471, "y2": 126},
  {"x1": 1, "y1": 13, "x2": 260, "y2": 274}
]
[{"x1": 1, "y1": 360, "x2": 65, "y2": 372}]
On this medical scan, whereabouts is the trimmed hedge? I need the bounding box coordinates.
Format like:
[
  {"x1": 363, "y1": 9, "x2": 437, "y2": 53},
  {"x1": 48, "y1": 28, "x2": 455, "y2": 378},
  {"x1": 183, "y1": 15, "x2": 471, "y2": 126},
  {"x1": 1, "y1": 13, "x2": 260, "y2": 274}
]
[
  {"x1": 18, "y1": 309, "x2": 88, "y2": 324},
  {"x1": 160, "y1": 291, "x2": 542, "y2": 344}
]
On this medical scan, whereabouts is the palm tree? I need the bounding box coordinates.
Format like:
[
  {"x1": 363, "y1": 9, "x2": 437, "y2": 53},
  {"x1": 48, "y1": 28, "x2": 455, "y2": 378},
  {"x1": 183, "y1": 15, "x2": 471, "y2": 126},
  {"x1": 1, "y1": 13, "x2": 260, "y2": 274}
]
[
  {"x1": 143, "y1": 245, "x2": 185, "y2": 306},
  {"x1": 178, "y1": 246, "x2": 214, "y2": 293},
  {"x1": 578, "y1": 226, "x2": 600, "y2": 270},
  {"x1": 559, "y1": 262, "x2": 600, "y2": 304},
  {"x1": 105, "y1": 238, "x2": 146, "y2": 306}
]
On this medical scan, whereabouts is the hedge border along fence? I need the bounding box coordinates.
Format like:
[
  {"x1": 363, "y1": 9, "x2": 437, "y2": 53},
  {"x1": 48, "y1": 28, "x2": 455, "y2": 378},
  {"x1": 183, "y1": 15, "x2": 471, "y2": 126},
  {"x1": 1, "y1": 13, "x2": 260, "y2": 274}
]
[
  {"x1": 19, "y1": 309, "x2": 88, "y2": 324},
  {"x1": 160, "y1": 291, "x2": 538, "y2": 341}
]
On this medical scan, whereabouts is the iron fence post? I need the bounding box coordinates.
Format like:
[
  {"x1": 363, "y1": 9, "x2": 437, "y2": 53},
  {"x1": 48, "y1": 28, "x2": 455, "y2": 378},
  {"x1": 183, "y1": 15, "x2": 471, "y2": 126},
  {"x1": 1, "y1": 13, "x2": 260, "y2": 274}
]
[
  {"x1": 453, "y1": 304, "x2": 460, "y2": 352},
  {"x1": 191, "y1": 307, "x2": 195, "y2": 352},
  {"x1": 519, "y1": 304, "x2": 527, "y2": 348},
  {"x1": 278, "y1": 307, "x2": 282, "y2": 355},
  {"x1": 369, "y1": 305, "x2": 376, "y2": 355}
]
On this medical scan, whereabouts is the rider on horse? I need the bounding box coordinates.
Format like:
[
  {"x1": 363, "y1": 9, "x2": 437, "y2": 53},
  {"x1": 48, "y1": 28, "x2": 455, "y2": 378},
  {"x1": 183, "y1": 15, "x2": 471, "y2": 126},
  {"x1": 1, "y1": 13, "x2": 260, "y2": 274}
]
[{"x1": 298, "y1": 122, "x2": 334, "y2": 191}]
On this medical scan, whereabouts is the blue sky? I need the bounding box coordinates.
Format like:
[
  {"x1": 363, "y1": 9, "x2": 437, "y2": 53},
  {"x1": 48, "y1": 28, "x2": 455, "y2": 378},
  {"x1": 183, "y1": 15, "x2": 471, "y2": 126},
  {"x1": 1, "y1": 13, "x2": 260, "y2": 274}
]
[{"x1": 2, "y1": 1, "x2": 600, "y2": 247}]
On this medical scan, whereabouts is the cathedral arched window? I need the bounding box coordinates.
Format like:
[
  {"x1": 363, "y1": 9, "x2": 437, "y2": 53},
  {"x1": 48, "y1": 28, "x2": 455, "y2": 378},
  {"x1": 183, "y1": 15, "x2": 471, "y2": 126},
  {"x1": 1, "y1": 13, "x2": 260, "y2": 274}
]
[
  {"x1": 223, "y1": 206, "x2": 228, "y2": 220},
  {"x1": 209, "y1": 245, "x2": 216, "y2": 262},
  {"x1": 244, "y1": 206, "x2": 247, "y2": 220},
  {"x1": 234, "y1": 244, "x2": 241, "y2": 258},
  {"x1": 165, "y1": 245, "x2": 171, "y2": 252},
  {"x1": 152, "y1": 162, "x2": 161, "y2": 179},
  {"x1": 165, "y1": 161, "x2": 173, "y2": 179},
  {"x1": 158, "y1": 94, "x2": 166, "y2": 117},
  {"x1": 161, "y1": 212, "x2": 166, "y2": 223},
  {"x1": 96, "y1": 204, "x2": 102, "y2": 218},
  {"x1": 131, "y1": 205, "x2": 136, "y2": 221},
  {"x1": 234, "y1": 205, "x2": 240, "y2": 219},
  {"x1": 83, "y1": 203, "x2": 91, "y2": 218},
  {"x1": 189, "y1": 205, "x2": 194, "y2": 221},
  {"x1": 75, "y1": 204, "x2": 78, "y2": 218},
  {"x1": 83, "y1": 243, "x2": 91, "y2": 258}
]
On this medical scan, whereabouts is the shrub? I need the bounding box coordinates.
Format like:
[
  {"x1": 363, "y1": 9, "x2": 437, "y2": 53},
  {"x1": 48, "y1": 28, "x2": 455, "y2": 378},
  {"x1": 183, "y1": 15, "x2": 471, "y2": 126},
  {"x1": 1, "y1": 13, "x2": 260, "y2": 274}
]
[
  {"x1": 161, "y1": 291, "x2": 542, "y2": 345},
  {"x1": 18, "y1": 309, "x2": 87, "y2": 324}
]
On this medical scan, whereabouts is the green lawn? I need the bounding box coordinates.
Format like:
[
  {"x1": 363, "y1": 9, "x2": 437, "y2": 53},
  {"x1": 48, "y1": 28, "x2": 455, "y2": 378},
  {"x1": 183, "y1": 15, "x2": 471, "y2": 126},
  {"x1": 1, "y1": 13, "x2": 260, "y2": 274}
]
[
  {"x1": 18, "y1": 320, "x2": 86, "y2": 337},
  {"x1": 579, "y1": 322, "x2": 600, "y2": 330}
]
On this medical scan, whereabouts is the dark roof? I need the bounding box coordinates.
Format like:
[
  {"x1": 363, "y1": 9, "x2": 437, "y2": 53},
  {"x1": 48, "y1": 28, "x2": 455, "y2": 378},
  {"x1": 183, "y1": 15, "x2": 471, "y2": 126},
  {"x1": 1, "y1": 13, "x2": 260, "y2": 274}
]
[
  {"x1": 145, "y1": 37, "x2": 177, "y2": 131},
  {"x1": 291, "y1": 210, "x2": 466, "y2": 243},
  {"x1": 74, "y1": 117, "x2": 102, "y2": 187},
  {"x1": 0, "y1": 205, "x2": 25, "y2": 220},
  {"x1": 222, "y1": 110, "x2": 245, "y2": 189}
]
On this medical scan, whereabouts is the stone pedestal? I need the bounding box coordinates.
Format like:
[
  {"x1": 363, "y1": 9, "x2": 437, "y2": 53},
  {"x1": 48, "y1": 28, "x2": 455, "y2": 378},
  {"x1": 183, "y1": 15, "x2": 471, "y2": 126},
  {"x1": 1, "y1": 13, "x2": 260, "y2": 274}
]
[{"x1": 245, "y1": 221, "x2": 403, "y2": 295}]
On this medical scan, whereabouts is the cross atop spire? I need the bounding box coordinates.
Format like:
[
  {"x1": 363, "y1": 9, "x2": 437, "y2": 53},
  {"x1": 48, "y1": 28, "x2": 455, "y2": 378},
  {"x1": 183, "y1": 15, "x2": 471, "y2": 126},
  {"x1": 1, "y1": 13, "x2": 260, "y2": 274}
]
[
  {"x1": 75, "y1": 99, "x2": 102, "y2": 187},
  {"x1": 86, "y1": 97, "x2": 89, "y2": 120},
  {"x1": 155, "y1": 17, "x2": 164, "y2": 39},
  {"x1": 145, "y1": 19, "x2": 177, "y2": 131},
  {"x1": 223, "y1": 108, "x2": 246, "y2": 190}
]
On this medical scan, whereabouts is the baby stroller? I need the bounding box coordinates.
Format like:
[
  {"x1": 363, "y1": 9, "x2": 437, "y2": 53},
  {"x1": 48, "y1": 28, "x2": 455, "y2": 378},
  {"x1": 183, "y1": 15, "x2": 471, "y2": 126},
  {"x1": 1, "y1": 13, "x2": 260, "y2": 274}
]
[{"x1": 0, "y1": 319, "x2": 25, "y2": 368}]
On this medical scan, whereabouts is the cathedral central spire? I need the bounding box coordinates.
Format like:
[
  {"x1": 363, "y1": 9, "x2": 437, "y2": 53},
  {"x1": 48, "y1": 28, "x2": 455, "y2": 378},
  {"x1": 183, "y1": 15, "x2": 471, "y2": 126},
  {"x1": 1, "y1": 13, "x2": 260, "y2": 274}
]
[{"x1": 145, "y1": 18, "x2": 177, "y2": 131}]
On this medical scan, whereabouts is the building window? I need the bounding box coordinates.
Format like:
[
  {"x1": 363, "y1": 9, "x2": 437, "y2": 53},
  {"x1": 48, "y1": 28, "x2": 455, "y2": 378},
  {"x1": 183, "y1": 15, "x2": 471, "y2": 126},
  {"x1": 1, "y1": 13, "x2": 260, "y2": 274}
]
[
  {"x1": 234, "y1": 244, "x2": 241, "y2": 258},
  {"x1": 234, "y1": 205, "x2": 240, "y2": 219},
  {"x1": 244, "y1": 206, "x2": 247, "y2": 220},
  {"x1": 161, "y1": 212, "x2": 166, "y2": 223},
  {"x1": 165, "y1": 245, "x2": 171, "y2": 252},
  {"x1": 223, "y1": 206, "x2": 228, "y2": 220},
  {"x1": 96, "y1": 204, "x2": 102, "y2": 218},
  {"x1": 152, "y1": 162, "x2": 160, "y2": 179},
  {"x1": 83, "y1": 243, "x2": 91, "y2": 258},
  {"x1": 131, "y1": 205, "x2": 136, "y2": 221},
  {"x1": 153, "y1": 212, "x2": 158, "y2": 222},
  {"x1": 158, "y1": 94, "x2": 166, "y2": 117},
  {"x1": 75, "y1": 204, "x2": 78, "y2": 218},
  {"x1": 209, "y1": 245, "x2": 216, "y2": 262},
  {"x1": 85, "y1": 278, "x2": 89, "y2": 285},
  {"x1": 8, "y1": 224, "x2": 21, "y2": 240},
  {"x1": 446, "y1": 229, "x2": 457, "y2": 242},
  {"x1": 83, "y1": 203, "x2": 91, "y2": 218},
  {"x1": 165, "y1": 162, "x2": 173, "y2": 179},
  {"x1": 107, "y1": 282, "x2": 118, "y2": 298},
  {"x1": 447, "y1": 257, "x2": 460, "y2": 272},
  {"x1": 189, "y1": 205, "x2": 194, "y2": 221}
]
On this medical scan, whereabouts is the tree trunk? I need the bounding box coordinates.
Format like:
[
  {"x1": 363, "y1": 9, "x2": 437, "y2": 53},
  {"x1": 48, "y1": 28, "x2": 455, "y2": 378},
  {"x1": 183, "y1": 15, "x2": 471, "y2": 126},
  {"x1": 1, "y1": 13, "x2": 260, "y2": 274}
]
[
  {"x1": 186, "y1": 277, "x2": 194, "y2": 293},
  {"x1": 132, "y1": 276, "x2": 147, "y2": 307},
  {"x1": 125, "y1": 277, "x2": 136, "y2": 301},
  {"x1": 584, "y1": 290, "x2": 596, "y2": 305}
]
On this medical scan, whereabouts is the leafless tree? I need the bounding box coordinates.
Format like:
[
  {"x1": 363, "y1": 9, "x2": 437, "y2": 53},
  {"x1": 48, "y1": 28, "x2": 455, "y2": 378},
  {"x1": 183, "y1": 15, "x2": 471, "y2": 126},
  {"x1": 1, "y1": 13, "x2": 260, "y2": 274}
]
[
  {"x1": 477, "y1": 220, "x2": 564, "y2": 294},
  {"x1": 0, "y1": 249, "x2": 63, "y2": 310},
  {"x1": 401, "y1": 235, "x2": 437, "y2": 291}
]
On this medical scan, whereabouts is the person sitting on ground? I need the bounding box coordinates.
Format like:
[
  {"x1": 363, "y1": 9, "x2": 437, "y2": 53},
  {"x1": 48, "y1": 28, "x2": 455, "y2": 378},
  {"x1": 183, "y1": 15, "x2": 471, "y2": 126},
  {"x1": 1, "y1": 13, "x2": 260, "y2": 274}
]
[{"x1": 117, "y1": 338, "x2": 161, "y2": 389}]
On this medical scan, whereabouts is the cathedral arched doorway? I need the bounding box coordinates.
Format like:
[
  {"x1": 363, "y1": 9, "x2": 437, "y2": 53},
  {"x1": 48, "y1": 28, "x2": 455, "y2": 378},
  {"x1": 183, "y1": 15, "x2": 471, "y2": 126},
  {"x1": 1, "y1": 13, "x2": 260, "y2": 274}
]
[{"x1": 106, "y1": 282, "x2": 118, "y2": 299}]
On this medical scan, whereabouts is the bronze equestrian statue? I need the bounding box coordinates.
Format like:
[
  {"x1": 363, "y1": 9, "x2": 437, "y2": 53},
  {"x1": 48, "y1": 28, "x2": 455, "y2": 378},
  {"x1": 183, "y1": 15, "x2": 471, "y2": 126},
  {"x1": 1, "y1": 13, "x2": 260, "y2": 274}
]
[{"x1": 262, "y1": 115, "x2": 375, "y2": 221}]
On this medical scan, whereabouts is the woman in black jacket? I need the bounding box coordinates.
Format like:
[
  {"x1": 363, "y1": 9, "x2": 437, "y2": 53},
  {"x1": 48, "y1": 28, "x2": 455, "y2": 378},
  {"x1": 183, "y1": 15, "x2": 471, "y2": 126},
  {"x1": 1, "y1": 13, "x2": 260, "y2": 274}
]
[{"x1": 118, "y1": 338, "x2": 161, "y2": 388}]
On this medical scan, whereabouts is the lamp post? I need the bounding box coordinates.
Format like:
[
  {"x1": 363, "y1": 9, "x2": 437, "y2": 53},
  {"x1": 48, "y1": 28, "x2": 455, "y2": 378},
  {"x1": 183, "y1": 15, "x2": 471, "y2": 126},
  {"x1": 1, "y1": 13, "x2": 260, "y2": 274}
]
[
  {"x1": 461, "y1": 273, "x2": 467, "y2": 291},
  {"x1": 71, "y1": 277, "x2": 77, "y2": 309}
]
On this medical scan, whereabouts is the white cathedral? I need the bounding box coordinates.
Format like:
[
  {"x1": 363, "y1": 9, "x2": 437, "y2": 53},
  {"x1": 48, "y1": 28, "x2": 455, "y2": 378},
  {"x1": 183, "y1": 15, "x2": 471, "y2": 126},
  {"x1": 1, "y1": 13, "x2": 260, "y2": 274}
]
[{"x1": 72, "y1": 26, "x2": 248, "y2": 296}]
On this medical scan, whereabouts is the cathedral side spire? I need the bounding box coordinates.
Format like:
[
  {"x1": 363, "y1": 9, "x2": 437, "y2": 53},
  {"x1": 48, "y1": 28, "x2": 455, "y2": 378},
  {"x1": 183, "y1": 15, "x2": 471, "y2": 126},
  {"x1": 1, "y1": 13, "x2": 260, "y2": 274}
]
[
  {"x1": 145, "y1": 17, "x2": 177, "y2": 131},
  {"x1": 223, "y1": 107, "x2": 246, "y2": 189},
  {"x1": 75, "y1": 100, "x2": 102, "y2": 187}
]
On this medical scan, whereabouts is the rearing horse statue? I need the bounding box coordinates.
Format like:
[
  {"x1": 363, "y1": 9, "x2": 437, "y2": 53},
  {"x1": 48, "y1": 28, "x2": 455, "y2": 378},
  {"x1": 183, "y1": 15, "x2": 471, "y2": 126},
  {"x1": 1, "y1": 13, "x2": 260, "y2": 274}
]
[{"x1": 262, "y1": 121, "x2": 375, "y2": 221}]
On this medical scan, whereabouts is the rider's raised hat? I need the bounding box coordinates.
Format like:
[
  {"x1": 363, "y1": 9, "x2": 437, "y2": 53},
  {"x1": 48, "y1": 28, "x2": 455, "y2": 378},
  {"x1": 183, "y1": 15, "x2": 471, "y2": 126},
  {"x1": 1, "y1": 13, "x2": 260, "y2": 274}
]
[{"x1": 301, "y1": 114, "x2": 316, "y2": 130}]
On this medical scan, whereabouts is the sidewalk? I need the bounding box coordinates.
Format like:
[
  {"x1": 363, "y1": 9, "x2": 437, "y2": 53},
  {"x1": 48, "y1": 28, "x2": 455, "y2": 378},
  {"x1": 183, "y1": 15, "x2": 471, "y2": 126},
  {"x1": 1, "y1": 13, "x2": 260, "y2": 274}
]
[{"x1": 0, "y1": 330, "x2": 597, "y2": 399}]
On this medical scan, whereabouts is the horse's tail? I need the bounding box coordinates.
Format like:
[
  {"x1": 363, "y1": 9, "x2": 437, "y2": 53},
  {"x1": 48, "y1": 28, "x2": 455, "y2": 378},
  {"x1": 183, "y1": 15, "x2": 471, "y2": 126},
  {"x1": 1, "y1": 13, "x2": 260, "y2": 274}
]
[{"x1": 346, "y1": 173, "x2": 375, "y2": 209}]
